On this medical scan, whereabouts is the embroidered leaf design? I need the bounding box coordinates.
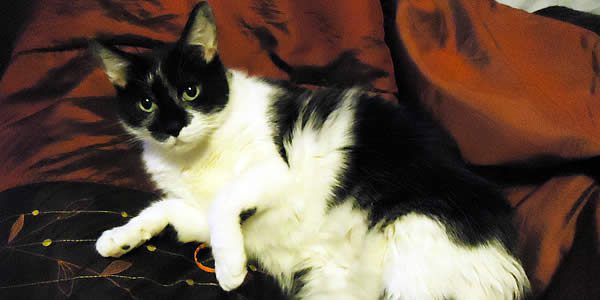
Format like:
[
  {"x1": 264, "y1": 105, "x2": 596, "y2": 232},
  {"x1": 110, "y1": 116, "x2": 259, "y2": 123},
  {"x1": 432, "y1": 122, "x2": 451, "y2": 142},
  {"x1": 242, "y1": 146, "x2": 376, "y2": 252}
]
[
  {"x1": 101, "y1": 260, "x2": 132, "y2": 276},
  {"x1": 57, "y1": 260, "x2": 78, "y2": 297},
  {"x1": 8, "y1": 214, "x2": 24, "y2": 243}
]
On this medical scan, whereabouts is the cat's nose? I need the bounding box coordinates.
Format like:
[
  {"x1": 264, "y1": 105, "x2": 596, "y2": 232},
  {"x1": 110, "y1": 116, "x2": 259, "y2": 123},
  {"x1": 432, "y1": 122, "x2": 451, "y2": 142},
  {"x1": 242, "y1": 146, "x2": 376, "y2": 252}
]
[{"x1": 165, "y1": 121, "x2": 183, "y2": 137}]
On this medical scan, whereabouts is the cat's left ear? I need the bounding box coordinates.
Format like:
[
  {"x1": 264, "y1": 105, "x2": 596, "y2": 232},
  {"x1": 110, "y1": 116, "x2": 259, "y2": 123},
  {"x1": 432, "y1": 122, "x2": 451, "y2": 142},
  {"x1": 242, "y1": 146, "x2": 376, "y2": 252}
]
[{"x1": 180, "y1": 2, "x2": 218, "y2": 62}]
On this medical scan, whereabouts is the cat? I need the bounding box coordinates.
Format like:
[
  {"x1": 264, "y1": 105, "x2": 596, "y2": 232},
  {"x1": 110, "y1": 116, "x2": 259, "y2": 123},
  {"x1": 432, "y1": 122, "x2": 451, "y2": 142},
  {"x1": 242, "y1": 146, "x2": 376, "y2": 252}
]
[{"x1": 91, "y1": 2, "x2": 530, "y2": 299}]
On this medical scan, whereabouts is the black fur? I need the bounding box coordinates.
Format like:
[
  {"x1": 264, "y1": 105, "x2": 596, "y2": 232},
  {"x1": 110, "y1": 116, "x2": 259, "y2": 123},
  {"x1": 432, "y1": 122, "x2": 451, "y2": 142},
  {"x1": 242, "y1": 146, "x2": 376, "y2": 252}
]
[
  {"x1": 348, "y1": 95, "x2": 513, "y2": 246},
  {"x1": 269, "y1": 86, "x2": 515, "y2": 248},
  {"x1": 161, "y1": 45, "x2": 230, "y2": 114},
  {"x1": 268, "y1": 81, "x2": 306, "y2": 165},
  {"x1": 290, "y1": 268, "x2": 312, "y2": 299},
  {"x1": 269, "y1": 84, "x2": 353, "y2": 166},
  {"x1": 300, "y1": 88, "x2": 346, "y2": 129},
  {"x1": 240, "y1": 208, "x2": 257, "y2": 224}
]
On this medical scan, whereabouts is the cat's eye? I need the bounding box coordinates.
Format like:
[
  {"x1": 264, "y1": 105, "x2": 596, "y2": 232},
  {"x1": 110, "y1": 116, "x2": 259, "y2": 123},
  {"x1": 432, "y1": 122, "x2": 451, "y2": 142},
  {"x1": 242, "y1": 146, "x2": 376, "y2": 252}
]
[
  {"x1": 138, "y1": 98, "x2": 157, "y2": 113},
  {"x1": 182, "y1": 85, "x2": 201, "y2": 102}
]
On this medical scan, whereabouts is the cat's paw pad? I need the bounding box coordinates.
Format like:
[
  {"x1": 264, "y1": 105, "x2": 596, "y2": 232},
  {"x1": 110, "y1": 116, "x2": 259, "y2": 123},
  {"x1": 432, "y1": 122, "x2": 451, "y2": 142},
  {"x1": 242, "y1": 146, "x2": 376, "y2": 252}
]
[
  {"x1": 96, "y1": 224, "x2": 152, "y2": 258},
  {"x1": 214, "y1": 254, "x2": 248, "y2": 291},
  {"x1": 96, "y1": 229, "x2": 128, "y2": 258}
]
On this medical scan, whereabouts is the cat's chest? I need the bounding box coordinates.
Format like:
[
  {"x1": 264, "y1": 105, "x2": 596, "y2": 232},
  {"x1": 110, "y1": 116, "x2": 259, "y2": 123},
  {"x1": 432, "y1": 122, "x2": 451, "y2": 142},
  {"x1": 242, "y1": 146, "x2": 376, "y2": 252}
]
[{"x1": 142, "y1": 146, "x2": 251, "y2": 203}]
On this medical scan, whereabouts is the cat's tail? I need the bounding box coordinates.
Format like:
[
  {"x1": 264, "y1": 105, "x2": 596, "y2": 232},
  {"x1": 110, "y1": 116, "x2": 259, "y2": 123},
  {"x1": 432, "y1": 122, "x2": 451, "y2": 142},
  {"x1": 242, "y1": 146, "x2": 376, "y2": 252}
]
[{"x1": 468, "y1": 155, "x2": 600, "y2": 186}]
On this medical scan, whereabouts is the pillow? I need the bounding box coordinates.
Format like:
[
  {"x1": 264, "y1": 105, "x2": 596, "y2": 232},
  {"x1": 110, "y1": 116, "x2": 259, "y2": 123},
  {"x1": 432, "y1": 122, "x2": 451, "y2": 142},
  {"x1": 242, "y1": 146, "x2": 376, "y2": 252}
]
[{"x1": 0, "y1": 0, "x2": 397, "y2": 193}]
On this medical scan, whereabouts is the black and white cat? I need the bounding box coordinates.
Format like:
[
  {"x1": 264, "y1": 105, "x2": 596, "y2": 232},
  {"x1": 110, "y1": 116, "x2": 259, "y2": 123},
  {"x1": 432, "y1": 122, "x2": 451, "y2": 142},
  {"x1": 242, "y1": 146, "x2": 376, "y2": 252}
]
[{"x1": 92, "y1": 3, "x2": 529, "y2": 299}]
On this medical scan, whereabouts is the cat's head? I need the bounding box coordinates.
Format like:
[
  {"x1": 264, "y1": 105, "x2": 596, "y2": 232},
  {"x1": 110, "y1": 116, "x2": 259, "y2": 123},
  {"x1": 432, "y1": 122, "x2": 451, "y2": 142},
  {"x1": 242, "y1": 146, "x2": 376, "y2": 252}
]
[{"x1": 91, "y1": 2, "x2": 227, "y2": 152}]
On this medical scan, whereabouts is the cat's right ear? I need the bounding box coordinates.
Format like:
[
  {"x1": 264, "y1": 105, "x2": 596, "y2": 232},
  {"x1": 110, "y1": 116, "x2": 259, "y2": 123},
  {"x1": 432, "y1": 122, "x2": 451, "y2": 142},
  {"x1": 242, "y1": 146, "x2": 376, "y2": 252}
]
[
  {"x1": 89, "y1": 40, "x2": 130, "y2": 88},
  {"x1": 180, "y1": 2, "x2": 218, "y2": 62}
]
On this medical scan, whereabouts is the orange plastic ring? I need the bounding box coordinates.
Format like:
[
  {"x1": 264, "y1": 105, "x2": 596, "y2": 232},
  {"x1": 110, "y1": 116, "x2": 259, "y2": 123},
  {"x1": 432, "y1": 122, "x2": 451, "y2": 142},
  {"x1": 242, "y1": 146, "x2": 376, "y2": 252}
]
[{"x1": 194, "y1": 243, "x2": 215, "y2": 273}]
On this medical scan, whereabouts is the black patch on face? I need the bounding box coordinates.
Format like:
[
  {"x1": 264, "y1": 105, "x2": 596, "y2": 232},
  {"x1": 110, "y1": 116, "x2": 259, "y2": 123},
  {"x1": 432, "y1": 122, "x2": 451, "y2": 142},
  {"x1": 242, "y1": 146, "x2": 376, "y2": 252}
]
[
  {"x1": 161, "y1": 44, "x2": 229, "y2": 114},
  {"x1": 111, "y1": 42, "x2": 229, "y2": 142},
  {"x1": 147, "y1": 79, "x2": 190, "y2": 141},
  {"x1": 112, "y1": 55, "x2": 156, "y2": 128}
]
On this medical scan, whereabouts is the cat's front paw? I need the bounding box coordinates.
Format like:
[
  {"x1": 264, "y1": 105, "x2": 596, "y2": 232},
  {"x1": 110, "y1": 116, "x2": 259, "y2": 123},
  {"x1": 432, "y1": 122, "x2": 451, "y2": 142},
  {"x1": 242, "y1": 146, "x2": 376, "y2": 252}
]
[
  {"x1": 214, "y1": 251, "x2": 248, "y2": 291},
  {"x1": 96, "y1": 223, "x2": 153, "y2": 258}
]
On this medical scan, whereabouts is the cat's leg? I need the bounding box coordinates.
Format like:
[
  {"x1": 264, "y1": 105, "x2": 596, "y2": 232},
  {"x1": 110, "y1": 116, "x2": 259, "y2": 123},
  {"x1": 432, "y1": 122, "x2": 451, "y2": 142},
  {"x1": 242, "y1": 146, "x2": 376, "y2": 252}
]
[
  {"x1": 96, "y1": 198, "x2": 209, "y2": 257},
  {"x1": 294, "y1": 264, "x2": 382, "y2": 300},
  {"x1": 381, "y1": 213, "x2": 529, "y2": 300},
  {"x1": 208, "y1": 160, "x2": 290, "y2": 291}
]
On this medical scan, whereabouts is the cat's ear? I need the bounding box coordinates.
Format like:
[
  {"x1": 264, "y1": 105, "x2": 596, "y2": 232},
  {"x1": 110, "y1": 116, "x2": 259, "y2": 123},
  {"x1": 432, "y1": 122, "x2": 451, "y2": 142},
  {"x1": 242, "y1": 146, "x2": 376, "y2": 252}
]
[
  {"x1": 180, "y1": 2, "x2": 218, "y2": 62},
  {"x1": 89, "y1": 40, "x2": 130, "y2": 88}
]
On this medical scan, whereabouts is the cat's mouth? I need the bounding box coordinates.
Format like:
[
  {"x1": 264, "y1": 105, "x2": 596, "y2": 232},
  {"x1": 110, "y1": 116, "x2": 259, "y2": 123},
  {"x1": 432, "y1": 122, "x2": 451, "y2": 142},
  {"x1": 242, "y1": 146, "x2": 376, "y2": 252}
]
[
  {"x1": 160, "y1": 136, "x2": 199, "y2": 153},
  {"x1": 162, "y1": 136, "x2": 184, "y2": 148}
]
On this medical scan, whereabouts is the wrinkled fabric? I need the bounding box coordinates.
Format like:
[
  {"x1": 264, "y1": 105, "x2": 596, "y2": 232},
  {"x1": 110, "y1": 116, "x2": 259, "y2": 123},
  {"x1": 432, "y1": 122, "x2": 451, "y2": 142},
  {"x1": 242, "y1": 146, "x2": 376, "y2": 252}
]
[
  {"x1": 0, "y1": 0, "x2": 598, "y2": 298},
  {"x1": 0, "y1": 0, "x2": 396, "y2": 192}
]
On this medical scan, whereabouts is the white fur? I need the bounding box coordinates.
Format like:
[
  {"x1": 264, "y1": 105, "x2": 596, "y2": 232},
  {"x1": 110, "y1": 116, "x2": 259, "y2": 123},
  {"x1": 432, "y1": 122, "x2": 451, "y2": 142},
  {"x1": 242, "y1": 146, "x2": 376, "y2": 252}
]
[
  {"x1": 96, "y1": 70, "x2": 529, "y2": 299},
  {"x1": 382, "y1": 214, "x2": 529, "y2": 300}
]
